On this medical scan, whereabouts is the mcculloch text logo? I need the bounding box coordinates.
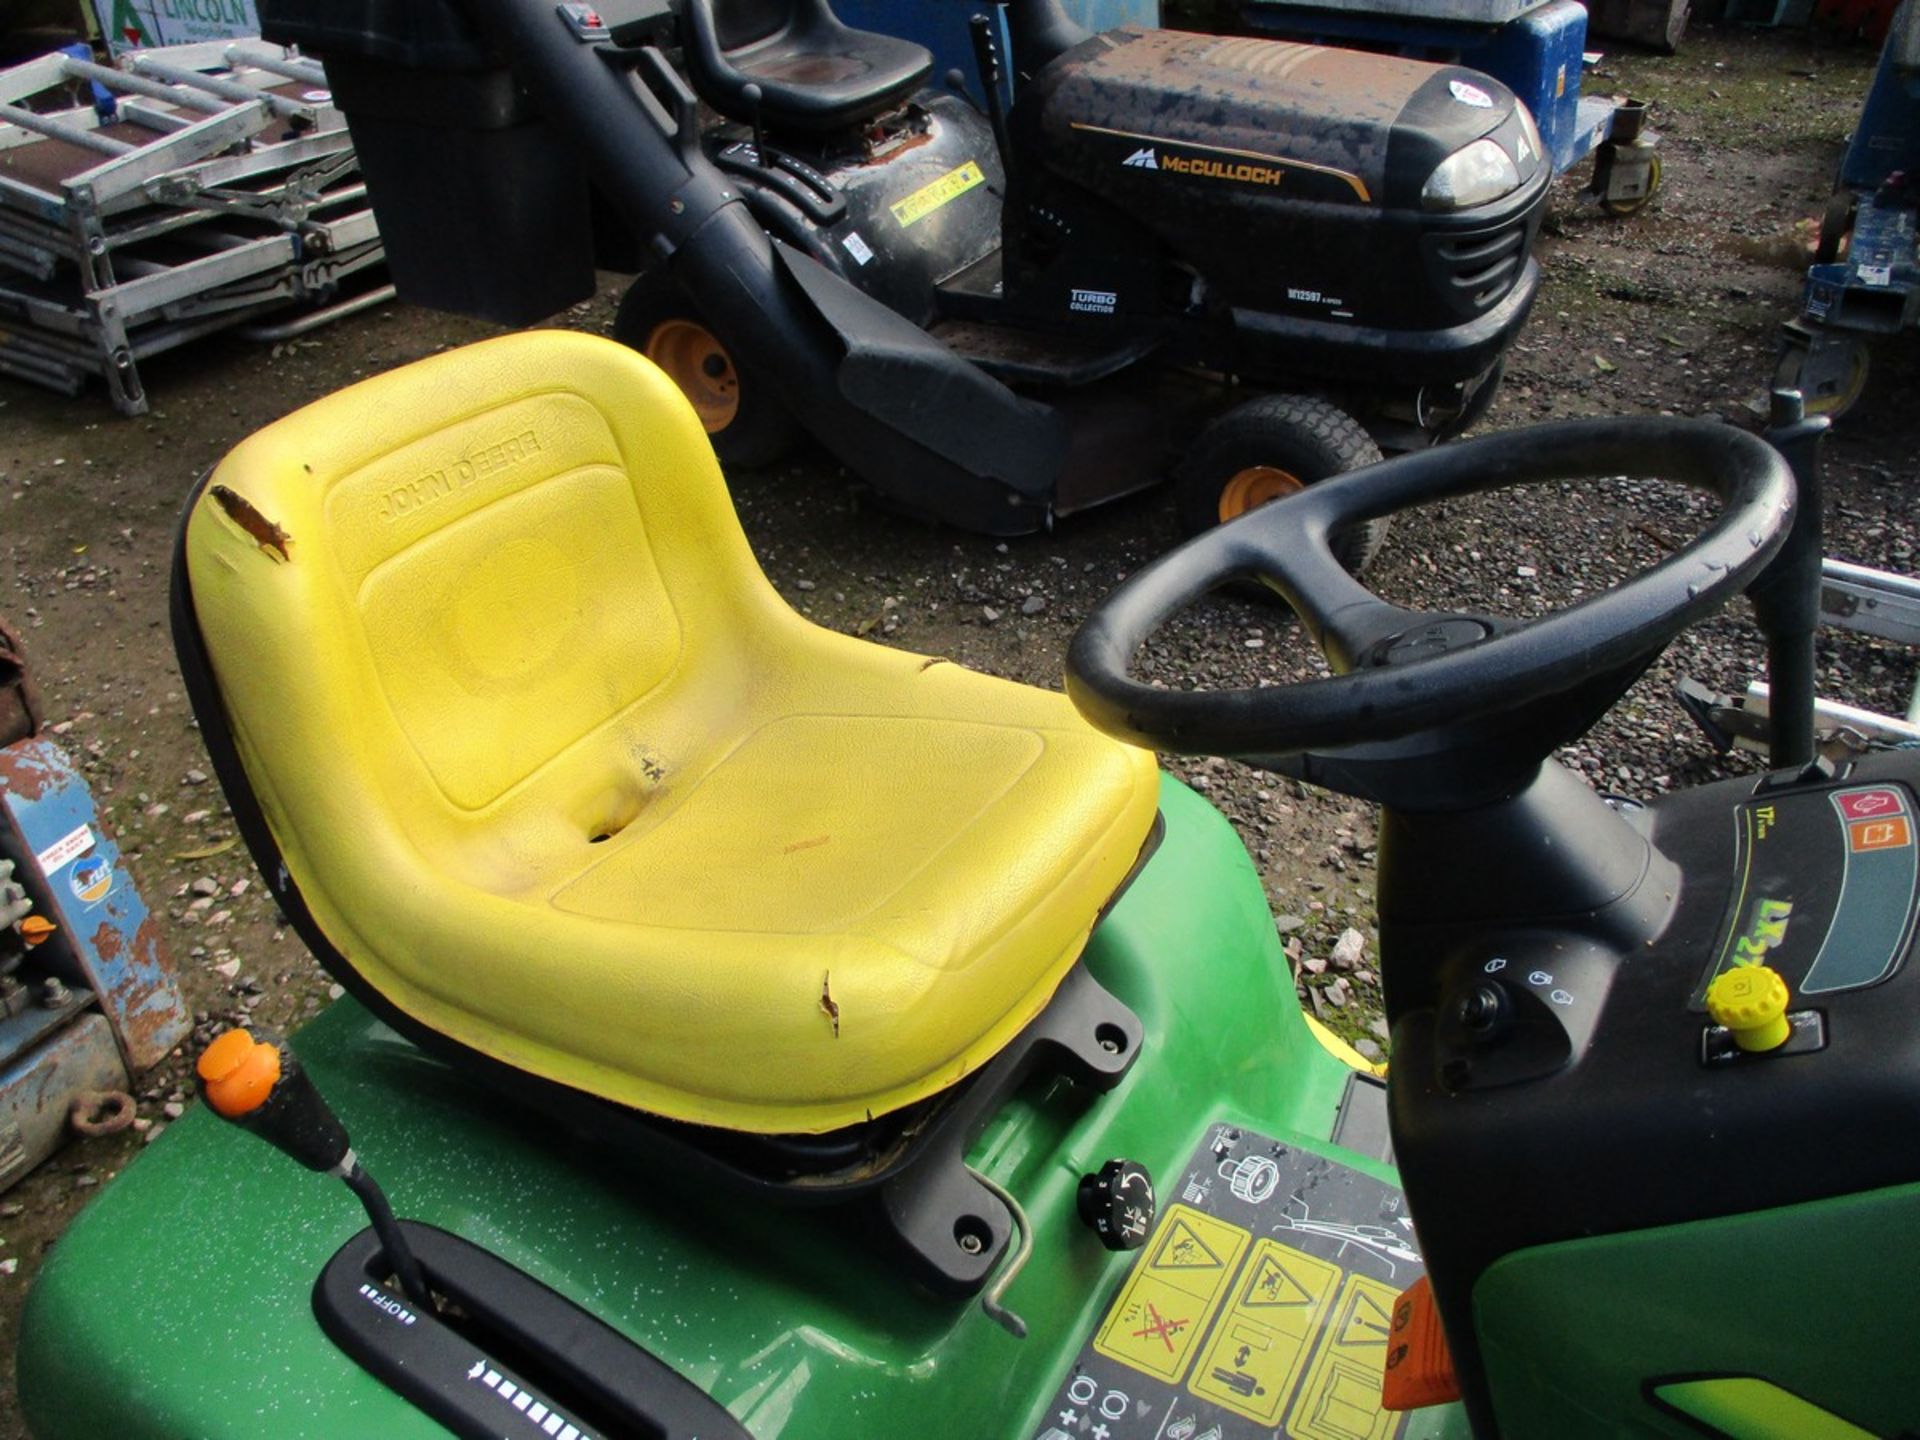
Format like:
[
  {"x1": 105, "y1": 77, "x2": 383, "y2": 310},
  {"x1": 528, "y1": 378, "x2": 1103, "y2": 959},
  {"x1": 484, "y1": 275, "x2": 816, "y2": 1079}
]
[{"x1": 1161, "y1": 154, "x2": 1286, "y2": 187}]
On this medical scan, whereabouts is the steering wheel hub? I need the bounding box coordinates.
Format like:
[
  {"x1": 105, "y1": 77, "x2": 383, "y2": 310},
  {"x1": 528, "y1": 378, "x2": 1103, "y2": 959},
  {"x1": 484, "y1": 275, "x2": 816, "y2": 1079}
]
[
  {"x1": 1378, "y1": 617, "x2": 1495, "y2": 667},
  {"x1": 1067, "y1": 417, "x2": 1796, "y2": 811}
]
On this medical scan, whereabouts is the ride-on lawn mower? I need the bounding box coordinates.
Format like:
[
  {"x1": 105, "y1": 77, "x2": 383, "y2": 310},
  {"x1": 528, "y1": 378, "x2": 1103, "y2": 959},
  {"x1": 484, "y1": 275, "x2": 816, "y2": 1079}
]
[
  {"x1": 257, "y1": 0, "x2": 1548, "y2": 548},
  {"x1": 18, "y1": 331, "x2": 1920, "y2": 1438}
]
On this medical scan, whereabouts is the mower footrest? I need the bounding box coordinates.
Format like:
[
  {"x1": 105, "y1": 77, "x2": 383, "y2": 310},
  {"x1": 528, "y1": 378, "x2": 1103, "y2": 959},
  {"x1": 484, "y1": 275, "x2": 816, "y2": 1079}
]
[{"x1": 930, "y1": 317, "x2": 1162, "y2": 386}]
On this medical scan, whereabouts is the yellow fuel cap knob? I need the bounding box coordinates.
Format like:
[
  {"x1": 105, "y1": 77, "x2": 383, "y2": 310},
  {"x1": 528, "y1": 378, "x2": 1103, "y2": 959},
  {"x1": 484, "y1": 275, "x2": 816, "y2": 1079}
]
[{"x1": 1705, "y1": 965, "x2": 1793, "y2": 1052}]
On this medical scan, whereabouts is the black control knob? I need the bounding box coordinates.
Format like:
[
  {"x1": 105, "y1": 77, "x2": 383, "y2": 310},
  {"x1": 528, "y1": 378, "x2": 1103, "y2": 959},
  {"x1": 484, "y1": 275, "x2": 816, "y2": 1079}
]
[{"x1": 1078, "y1": 1159, "x2": 1155, "y2": 1251}]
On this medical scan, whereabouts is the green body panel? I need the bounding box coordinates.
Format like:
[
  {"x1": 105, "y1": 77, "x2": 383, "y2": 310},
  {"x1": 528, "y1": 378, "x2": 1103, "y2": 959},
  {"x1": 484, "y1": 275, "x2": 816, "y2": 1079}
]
[
  {"x1": 1474, "y1": 1180, "x2": 1920, "y2": 1438},
  {"x1": 1653, "y1": 1378, "x2": 1877, "y2": 1440},
  {"x1": 19, "y1": 776, "x2": 1464, "y2": 1439}
]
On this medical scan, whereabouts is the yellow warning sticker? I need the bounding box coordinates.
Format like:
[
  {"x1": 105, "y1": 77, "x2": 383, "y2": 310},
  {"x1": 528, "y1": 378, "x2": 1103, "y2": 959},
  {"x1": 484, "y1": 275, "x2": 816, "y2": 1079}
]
[
  {"x1": 1093, "y1": 1203, "x2": 1250, "y2": 1383},
  {"x1": 1187, "y1": 1240, "x2": 1341, "y2": 1424},
  {"x1": 1287, "y1": 1272, "x2": 1405, "y2": 1440},
  {"x1": 889, "y1": 161, "x2": 986, "y2": 228}
]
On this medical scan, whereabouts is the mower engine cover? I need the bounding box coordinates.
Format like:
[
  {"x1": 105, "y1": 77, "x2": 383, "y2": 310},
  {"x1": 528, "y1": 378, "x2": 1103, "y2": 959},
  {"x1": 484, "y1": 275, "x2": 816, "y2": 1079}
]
[{"x1": 1020, "y1": 28, "x2": 1549, "y2": 337}]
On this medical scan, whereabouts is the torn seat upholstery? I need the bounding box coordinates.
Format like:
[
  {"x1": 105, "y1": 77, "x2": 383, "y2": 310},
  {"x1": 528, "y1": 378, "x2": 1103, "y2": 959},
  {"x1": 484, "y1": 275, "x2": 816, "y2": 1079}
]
[{"x1": 179, "y1": 331, "x2": 1160, "y2": 1135}]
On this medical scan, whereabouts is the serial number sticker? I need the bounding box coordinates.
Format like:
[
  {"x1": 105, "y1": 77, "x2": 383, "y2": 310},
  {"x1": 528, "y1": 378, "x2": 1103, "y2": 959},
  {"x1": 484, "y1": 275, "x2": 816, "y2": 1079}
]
[{"x1": 890, "y1": 161, "x2": 985, "y2": 228}]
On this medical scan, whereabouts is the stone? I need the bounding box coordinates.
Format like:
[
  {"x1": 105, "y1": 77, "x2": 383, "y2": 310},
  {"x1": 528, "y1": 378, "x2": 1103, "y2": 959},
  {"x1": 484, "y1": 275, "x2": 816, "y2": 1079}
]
[{"x1": 1330, "y1": 928, "x2": 1367, "y2": 970}]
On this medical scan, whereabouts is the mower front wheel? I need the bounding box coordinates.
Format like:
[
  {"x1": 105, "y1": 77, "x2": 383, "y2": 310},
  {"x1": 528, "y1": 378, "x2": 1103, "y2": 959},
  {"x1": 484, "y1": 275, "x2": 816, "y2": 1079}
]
[
  {"x1": 1599, "y1": 151, "x2": 1663, "y2": 218},
  {"x1": 1175, "y1": 395, "x2": 1389, "y2": 576},
  {"x1": 1774, "y1": 330, "x2": 1871, "y2": 419},
  {"x1": 612, "y1": 274, "x2": 802, "y2": 469}
]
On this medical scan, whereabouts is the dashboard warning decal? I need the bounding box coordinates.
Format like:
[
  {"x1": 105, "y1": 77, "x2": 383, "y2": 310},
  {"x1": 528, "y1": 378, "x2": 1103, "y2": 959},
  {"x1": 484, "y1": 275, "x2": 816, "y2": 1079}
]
[
  {"x1": 1697, "y1": 781, "x2": 1919, "y2": 1003},
  {"x1": 1188, "y1": 1240, "x2": 1339, "y2": 1423},
  {"x1": 1094, "y1": 1205, "x2": 1249, "y2": 1383},
  {"x1": 1042, "y1": 1124, "x2": 1429, "y2": 1439},
  {"x1": 1287, "y1": 1274, "x2": 1402, "y2": 1440},
  {"x1": 1806, "y1": 786, "x2": 1918, "y2": 992}
]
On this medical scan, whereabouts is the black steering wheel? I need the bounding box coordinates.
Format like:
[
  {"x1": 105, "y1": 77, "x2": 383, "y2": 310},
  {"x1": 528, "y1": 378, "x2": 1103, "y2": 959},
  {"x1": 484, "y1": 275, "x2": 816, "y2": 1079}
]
[{"x1": 1067, "y1": 418, "x2": 1795, "y2": 764}]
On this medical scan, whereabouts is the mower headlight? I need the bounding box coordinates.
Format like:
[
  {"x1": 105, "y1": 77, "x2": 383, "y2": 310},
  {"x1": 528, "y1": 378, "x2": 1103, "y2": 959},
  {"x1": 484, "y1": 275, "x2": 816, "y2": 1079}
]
[{"x1": 1421, "y1": 138, "x2": 1521, "y2": 211}]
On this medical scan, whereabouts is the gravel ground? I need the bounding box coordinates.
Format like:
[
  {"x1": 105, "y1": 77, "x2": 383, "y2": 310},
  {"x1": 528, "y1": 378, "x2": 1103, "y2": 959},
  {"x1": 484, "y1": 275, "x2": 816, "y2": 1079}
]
[{"x1": 1, "y1": 20, "x2": 1917, "y2": 1433}]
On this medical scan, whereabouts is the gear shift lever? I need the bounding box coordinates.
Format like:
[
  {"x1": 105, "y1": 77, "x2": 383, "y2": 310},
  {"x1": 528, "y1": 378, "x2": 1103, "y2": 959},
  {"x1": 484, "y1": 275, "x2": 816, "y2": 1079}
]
[{"x1": 196, "y1": 1027, "x2": 431, "y2": 1308}]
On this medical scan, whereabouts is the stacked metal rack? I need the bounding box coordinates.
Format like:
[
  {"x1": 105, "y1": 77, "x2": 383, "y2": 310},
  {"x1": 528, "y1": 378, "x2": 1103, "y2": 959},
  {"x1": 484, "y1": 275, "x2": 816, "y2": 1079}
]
[{"x1": 0, "y1": 39, "x2": 388, "y2": 414}]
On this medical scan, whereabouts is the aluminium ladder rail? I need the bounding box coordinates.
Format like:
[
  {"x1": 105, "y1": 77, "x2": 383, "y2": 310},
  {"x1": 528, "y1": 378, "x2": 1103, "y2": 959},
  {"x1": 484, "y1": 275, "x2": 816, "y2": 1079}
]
[{"x1": 0, "y1": 38, "x2": 388, "y2": 414}]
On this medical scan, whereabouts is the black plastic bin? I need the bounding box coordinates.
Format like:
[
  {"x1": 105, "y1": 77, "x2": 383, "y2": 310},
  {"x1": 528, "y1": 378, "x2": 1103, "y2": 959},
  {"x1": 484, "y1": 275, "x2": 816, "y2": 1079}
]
[{"x1": 260, "y1": 0, "x2": 596, "y2": 324}]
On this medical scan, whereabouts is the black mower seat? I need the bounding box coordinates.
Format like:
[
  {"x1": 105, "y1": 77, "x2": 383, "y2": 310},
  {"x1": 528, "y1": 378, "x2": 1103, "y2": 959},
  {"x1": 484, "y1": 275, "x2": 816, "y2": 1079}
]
[
  {"x1": 681, "y1": 0, "x2": 933, "y2": 132},
  {"x1": 180, "y1": 332, "x2": 1160, "y2": 1138}
]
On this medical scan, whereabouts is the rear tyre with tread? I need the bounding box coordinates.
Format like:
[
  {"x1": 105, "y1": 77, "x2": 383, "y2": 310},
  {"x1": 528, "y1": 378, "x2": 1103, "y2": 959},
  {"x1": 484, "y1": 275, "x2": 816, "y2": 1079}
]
[
  {"x1": 612, "y1": 272, "x2": 802, "y2": 469},
  {"x1": 1174, "y1": 395, "x2": 1389, "y2": 577}
]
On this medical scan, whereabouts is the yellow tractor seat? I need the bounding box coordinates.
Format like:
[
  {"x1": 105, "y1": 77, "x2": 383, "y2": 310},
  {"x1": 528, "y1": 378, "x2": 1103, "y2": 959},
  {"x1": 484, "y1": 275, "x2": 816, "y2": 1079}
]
[{"x1": 179, "y1": 331, "x2": 1160, "y2": 1136}]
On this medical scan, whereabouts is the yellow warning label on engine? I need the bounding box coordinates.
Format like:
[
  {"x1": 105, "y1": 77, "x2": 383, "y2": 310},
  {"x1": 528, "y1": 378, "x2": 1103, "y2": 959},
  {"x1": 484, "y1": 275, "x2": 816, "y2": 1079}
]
[
  {"x1": 1187, "y1": 1240, "x2": 1341, "y2": 1424},
  {"x1": 890, "y1": 161, "x2": 985, "y2": 228},
  {"x1": 1093, "y1": 1203, "x2": 1250, "y2": 1383},
  {"x1": 1287, "y1": 1272, "x2": 1404, "y2": 1440}
]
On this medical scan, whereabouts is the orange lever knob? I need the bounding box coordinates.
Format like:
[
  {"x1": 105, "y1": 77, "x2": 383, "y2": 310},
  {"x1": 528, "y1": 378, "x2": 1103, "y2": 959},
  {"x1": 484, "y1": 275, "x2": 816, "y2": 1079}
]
[{"x1": 197, "y1": 1028, "x2": 283, "y2": 1119}]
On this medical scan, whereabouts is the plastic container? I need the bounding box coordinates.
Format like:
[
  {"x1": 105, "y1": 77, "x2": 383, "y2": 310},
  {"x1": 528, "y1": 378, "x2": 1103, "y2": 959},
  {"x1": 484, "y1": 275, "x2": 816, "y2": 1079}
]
[{"x1": 258, "y1": 0, "x2": 595, "y2": 323}]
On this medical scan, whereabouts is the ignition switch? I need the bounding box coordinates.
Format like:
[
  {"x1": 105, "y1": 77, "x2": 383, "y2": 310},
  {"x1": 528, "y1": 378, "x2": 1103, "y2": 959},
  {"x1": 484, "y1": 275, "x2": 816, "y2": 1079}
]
[{"x1": 1456, "y1": 981, "x2": 1513, "y2": 1045}]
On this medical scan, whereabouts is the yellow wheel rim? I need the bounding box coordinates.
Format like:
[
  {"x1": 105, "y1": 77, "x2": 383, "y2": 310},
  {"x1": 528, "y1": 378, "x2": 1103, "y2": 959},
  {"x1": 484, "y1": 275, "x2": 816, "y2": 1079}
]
[
  {"x1": 645, "y1": 318, "x2": 740, "y2": 432},
  {"x1": 1804, "y1": 345, "x2": 1870, "y2": 419},
  {"x1": 1218, "y1": 465, "x2": 1306, "y2": 523},
  {"x1": 1779, "y1": 336, "x2": 1871, "y2": 420},
  {"x1": 1601, "y1": 152, "x2": 1662, "y2": 217}
]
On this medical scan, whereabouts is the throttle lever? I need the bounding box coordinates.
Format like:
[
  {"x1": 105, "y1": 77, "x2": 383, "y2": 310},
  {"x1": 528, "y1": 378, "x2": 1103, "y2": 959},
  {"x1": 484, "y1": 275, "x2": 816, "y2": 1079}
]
[{"x1": 196, "y1": 1028, "x2": 431, "y2": 1308}]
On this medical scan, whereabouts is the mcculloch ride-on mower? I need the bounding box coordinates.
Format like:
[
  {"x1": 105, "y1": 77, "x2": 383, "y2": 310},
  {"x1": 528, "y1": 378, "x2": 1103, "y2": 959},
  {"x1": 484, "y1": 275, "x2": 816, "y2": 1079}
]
[
  {"x1": 260, "y1": 0, "x2": 1549, "y2": 549},
  {"x1": 18, "y1": 331, "x2": 1920, "y2": 1438}
]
